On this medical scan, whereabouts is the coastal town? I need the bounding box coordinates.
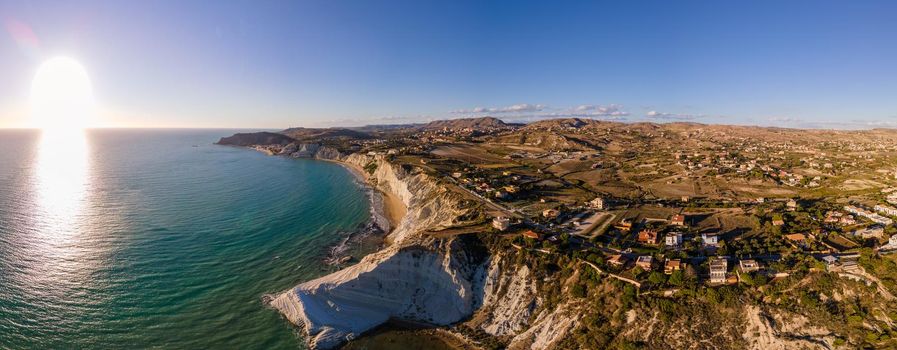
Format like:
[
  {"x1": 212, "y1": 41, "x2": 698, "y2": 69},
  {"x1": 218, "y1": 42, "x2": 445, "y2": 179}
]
[{"x1": 221, "y1": 117, "x2": 897, "y2": 349}]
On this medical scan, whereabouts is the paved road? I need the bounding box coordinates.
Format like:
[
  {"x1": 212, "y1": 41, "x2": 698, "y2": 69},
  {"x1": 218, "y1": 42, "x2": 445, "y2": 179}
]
[
  {"x1": 445, "y1": 176, "x2": 526, "y2": 220},
  {"x1": 580, "y1": 259, "x2": 641, "y2": 288}
]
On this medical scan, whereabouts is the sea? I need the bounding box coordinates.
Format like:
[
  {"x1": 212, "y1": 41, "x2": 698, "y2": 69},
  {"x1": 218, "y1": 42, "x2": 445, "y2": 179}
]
[{"x1": 0, "y1": 129, "x2": 389, "y2": 349}]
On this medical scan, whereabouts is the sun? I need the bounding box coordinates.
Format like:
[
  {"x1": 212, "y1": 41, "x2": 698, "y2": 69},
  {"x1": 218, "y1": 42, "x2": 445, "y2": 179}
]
[{"x1": 30, "y1": 57, "x2": 96, "y2": 130}]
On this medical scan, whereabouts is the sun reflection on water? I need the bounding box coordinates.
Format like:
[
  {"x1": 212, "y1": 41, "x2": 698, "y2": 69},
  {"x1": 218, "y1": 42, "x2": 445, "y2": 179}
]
[
  {"x1": 14, "y1": 128, "x2": 98, "y2": 302},
  {"x1": 36, "y1": 128, "x2": 90, "y2": 236}
]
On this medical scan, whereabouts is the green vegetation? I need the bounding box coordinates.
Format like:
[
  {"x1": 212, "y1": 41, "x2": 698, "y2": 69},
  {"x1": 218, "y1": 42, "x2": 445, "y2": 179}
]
[{"x1": 363, "y1": 161, "x2": 378, "y2": 175}]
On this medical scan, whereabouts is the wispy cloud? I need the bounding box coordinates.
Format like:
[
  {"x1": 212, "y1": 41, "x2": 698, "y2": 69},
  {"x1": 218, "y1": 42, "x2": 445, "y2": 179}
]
[
  {"x1": 452, "y1": 103, "x2": 546, "y2": 114},
  {"x1": 766, "y1": 116, "x2": 803, "y2": 124},
  {"x1": 571, "y1": 104, "x2": 629, "y2": 117},
  {"x1": 645, "y1": 110, "x2": 702, "y2": 120},
  {"x1": 757, "y1": 117, "x2": 897, "y2": 130},
  {"x1": 451, "y1": 103, "x2": 630, "y2": 123},
  {"x1": 845, "y1": 119, "x2": 897, "y2": 128},
  {"x1": 306, "y1": 115, "x2": 438, "y2": 127},
  {"x1": 503, "y1": 113, "x2": 629, "y2": 123}
]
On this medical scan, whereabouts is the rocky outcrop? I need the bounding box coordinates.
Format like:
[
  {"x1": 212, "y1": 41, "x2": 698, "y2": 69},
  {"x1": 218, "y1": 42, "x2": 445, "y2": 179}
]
[
  {"x1": 741, "y1": 305, "x2": 834, "y2": 350},
  {"x1": 277, "y1": 142, "x2": 343, "y2": 160},
  {"x1": 507, "y1": 301, "x2": 582, "y2": 350},
  {"x1": 478, "y1": 261, "x2": 540, "y2": 336}
]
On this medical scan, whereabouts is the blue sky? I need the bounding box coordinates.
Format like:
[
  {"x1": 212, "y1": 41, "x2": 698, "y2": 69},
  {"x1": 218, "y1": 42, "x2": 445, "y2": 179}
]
[{"x1": 1, "y1": 0, "x2": 896, "y2": 128}]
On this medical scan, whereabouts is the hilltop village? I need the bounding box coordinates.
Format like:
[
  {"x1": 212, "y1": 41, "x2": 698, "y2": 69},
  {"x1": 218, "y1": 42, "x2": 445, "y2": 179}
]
[{"x1": 221, "y1": 117, "x2": 897, "y2": 349}]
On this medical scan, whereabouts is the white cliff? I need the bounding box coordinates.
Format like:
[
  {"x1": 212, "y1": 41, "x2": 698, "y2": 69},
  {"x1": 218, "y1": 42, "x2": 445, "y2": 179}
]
[
  {"x1": 507, "y1": 301, "x2": 582, "y2": 350},
  {"x1": 478, "y1": 261, "x2": 540, "y2": 336},
  {"x1": 261, "y1": 145, "x2": 568, "y2": 349},
  {"x1": 268, "y1": 151, "x2": 491, "y2": 349}
]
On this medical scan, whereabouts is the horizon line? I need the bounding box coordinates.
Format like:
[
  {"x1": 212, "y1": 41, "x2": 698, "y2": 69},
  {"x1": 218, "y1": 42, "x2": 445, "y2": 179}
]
[{"x1": 2, "y1": 117, "x2": 897, "y2": 132}]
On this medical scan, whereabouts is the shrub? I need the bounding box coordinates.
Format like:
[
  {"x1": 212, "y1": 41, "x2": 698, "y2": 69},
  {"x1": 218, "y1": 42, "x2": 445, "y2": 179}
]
[{"x1": 363, "y1": 162, "x2": 378, "y2": 174}]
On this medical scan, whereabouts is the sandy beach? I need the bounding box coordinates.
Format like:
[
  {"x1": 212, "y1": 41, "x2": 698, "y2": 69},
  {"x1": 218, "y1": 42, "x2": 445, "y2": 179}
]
[{"x1": 337, "y1": 161, "x2": 406, "y2": 233}]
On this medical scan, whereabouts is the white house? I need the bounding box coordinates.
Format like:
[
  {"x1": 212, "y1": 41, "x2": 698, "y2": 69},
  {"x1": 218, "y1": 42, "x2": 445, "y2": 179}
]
[
  {"x1": 492, "y1": 216, "x2": 510, "y2": 231},
  {"x1": 665, "y1": 232, "x2": 683, "y2": 247},
  {"x1": 786, "y1": 199, "x2": 798, "y2": 211},
  {"x1": 851, "y1": 226, "x2": 885, "y2": 239},
  {"x1": 739, "y1": 259, "x2": 760, "y2": 273},
  {"x1": 881, "y1": 234, "x2": 897, "y2": 250},
  {"x1": 875, "y1": 204, "x2": 897, "y2": 217},
  {"x1": 709, "y1": 258, "x2": 728, "y2": 284}
]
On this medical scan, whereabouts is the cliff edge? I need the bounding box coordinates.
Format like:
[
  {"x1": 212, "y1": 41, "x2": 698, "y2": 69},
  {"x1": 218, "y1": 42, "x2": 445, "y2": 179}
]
[{"x1": 268, "y1": 152, "x2": 487, "y2": 349}]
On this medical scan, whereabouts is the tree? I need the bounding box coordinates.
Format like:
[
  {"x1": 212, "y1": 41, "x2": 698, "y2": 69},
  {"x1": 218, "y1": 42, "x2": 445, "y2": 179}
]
[
  {"x1": 586, "y1": 253, "x2": 603, "y2": 265},
  {"x1": 621, "y1": 285, "x2": 637, "y2": 309},
  {"x1": 740, "y1": 272, "x2": 754, "y2": 286},
  {"x1": 648, "y1": 272, "x2": 667, "y2": 285},
  {"x1": 753, "y1": 274, "x2": 769, "y2": 286},
  {"x1": 718, "y1": 241, "x2": 730, "y2": 255},
  {"x1": 668, "y1": 270, "x2": 684, "y2": 286},
  {"x1": 703, "y1": 288, "x2": 721, "y2": 304}
]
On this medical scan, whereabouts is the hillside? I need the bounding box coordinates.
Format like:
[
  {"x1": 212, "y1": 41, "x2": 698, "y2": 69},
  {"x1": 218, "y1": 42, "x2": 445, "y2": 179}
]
[
  {"x1": 421, "y1": 117, "x2": 511, "y2": 130},
  {"x1": 281, "y1": 127, "x2": 372, "y2": 141},
  {"x1": 215, "y1": 132, "x2": 295, "y2": 146}
]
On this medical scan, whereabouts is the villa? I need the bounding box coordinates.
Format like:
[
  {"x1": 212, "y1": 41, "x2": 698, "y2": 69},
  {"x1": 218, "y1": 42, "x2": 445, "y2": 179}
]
[
  {"x1": 785, "y1": 233, "x2": 809, "y2": 249},
  {"x1": 492, "y1": 216, "x2": 510, "y2": 231},
  {"x1": 665, "y1": 232, "x2": 683, "y2": 247},
  {"x1": 786, "y1": 199, "x2": 798, "y2": 211},
  {"x1": 670, "y1": 214, "x2": 686, "y2": 226},
  {"x1": 542, "y1": 208, "x2": 561, "y2": 219},
  {"x1": 522, "y1": 230, "x2": 543, "y2": 240},
  {"x1": 637, "y1": 229, "x2": 659, "y2": 245},
  {"x1": 636, "y1": 256, "x2": 653, "y2": 270},
  {"x1": 875, "y1": 204, "x2": 897, "y2": 217},
  {"x1": 851, "y1": 226, "x2": 884, "y2": 239},
  {"x1": 709, "y1": 258, "x2": 728, "y2": 284},
  {"x1": 739, "y1": 259, "x2": 760, "y2": 273},
  {"x1": 881, "y1": 234, "x2": 897, "y2": 250},
  {"x1": 845, "y1": 205, "x2": 893, "y2": 225},
  {"x1": 664, "y1": 259, "x2": 683, "y2": 275}
]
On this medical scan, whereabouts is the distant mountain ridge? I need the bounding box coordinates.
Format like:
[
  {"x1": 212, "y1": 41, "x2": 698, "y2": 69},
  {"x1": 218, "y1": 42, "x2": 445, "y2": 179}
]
[
  {"x1": 220, "y1": 116, "x2": 897, "y2": 148},
  {"x1": 419, "y1": 116, "x2": 510, "y2": 130},
  {"x1": 281, "y1": 127, "x2": 372, "y2": 141}
]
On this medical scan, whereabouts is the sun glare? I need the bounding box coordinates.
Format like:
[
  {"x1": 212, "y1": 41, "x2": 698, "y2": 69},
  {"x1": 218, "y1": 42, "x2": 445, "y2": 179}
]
[{"x1": 30, "y1": 57, "x2": 96, "y2": 130}]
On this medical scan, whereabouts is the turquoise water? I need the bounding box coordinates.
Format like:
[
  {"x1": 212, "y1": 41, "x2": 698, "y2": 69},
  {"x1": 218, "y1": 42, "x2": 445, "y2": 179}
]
[{"x1": 0, "y1": 129, "x2": 373, "y2": 349}]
